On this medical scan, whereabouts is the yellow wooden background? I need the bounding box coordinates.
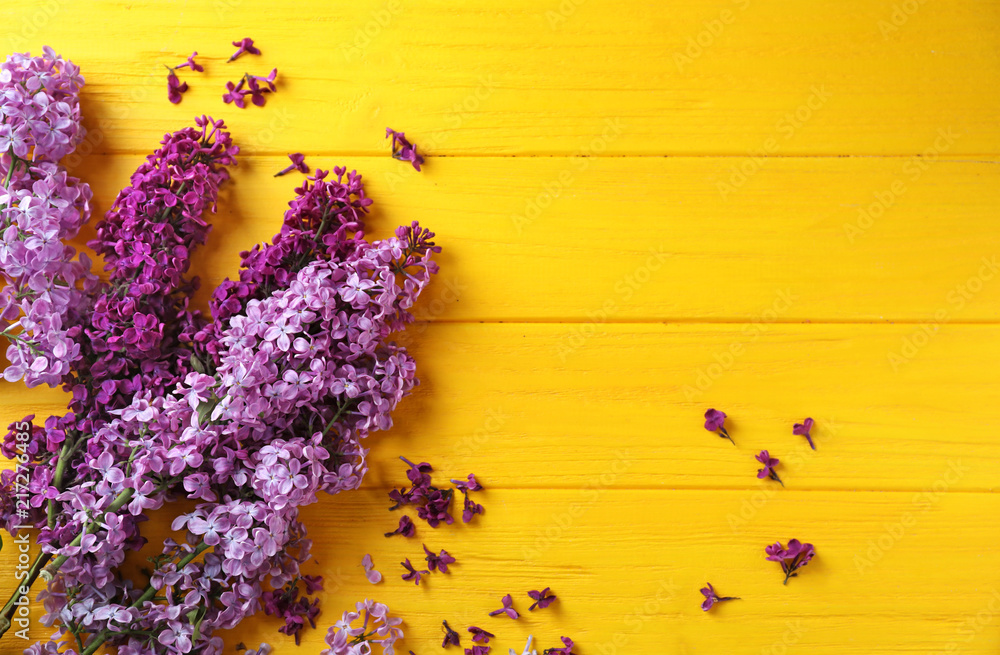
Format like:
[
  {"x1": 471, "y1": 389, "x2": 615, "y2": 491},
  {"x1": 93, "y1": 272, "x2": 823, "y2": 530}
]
[{"x1": 2, "y1": 0, "x2": 1000, "y2": 653}]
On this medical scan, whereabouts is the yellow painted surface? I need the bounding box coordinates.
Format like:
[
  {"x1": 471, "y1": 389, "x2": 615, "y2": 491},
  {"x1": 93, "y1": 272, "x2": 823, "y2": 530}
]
[{"x1": 0, "y1": 1, "x2": 999, "y2": 654}]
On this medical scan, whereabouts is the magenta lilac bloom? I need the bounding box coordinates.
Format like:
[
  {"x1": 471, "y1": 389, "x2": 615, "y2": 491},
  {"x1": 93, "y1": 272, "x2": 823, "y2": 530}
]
[
  {"x1": 755, "y1": 450, "x2": 783, "y2": 486},
  {"x1": 465, "y1": 647, "x2": 491, "y2": 655},
  {"x1": 228, "y1": 37, "x2": 261, "y2": 62},
  {"x1": 488, "y1": 593, "x2": 519, "y2": 619},
  {"x1": 175, "y1": 51, "x2": 204, "y2": 73},
  {"x1": 442, "y1": 620, "x2": 461, "y2": 647},
  {"x1": 704, "y1": 408, "x2": 734, "y2": 445},
  {"x1": 423, "y1": 544, "x2": 456, "y2": 573},
  {"x1": 467, "y1": 626, "x2": 495, "y2": 644},
  {"x1": 401, "y1": 558, "x2": 429, "y2": 585},
  {"x1": 386, "y1": 128, "x2": 425, "y2": 171},
  {"x1": 261, "y1": 575, "x2": 323, "y2": 644},
  {"x1": 793, "y1": 417, "x2": 816, "y2": 450},
  {"x1": 385, "y1": 514, "x2": 416, "y2": 538},
  {"x1": 276, "y1": 152, "x2": 309, "y2": 177},
  {"x1": 528, "y1": 587, "x2": 557, "y2": 611},
  {"x1": 765, "y1": 539, "x2": 816, "y2": 584},
  {"x1": 699, "y1": 582, "x2": 740, "y2": 612}
]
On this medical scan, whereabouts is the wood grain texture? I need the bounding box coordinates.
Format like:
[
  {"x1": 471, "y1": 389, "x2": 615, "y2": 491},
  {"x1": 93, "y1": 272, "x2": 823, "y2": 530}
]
[
  {"x1": 0, "y1": 0, "x2": 998, "y2": 653},
  {"x1": 0, "y1": 0, "x2": 999, "y2": 156},
  {"x1": 73, "y1": 154, "x2": 1000, "y2": 323}
]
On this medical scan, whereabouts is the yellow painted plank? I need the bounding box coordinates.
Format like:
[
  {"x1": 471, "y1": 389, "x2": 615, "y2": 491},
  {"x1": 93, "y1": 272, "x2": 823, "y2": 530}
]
[
  {"x1": 1, "y1": 0, "x2": 999, "y2": 156},
  {"x1": 4, "y1": 489, "x2": 1000, "y2": 654},
  {"x1": 4, "y1": 323, "x2": 1000, "y2": 492},
  {"x1": 71, "y1": 154, "x2": 1000, "y2": 322}
]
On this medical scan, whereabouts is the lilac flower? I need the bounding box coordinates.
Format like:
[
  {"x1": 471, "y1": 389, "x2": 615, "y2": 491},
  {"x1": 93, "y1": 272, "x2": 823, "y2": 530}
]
[
  {"x1": 262, "y1": 575, "x2": 323, "y2": 644},
  {"x1": 385, "y1": 514, "x2": 416, "y2": 538},
  {"x1": 755, "y1": 450, "x2": 783, "y2": 486},
  {"x1": 793, "y1": 417, "x2": 815, "y2": 450},
  {"x1": 363, "y1": 553, "x2": 382, "y2": 584},
  {"x1": 465, "y1": 647, "x2": 491, "y2": 655},
  {"x1": 321, "y1": 600, "x2": 403, "y2": 655},
  {"x1": 401, "y1": 557, "x2": 429, "y2": 585},
  {"x1": 423, "y1": 544, "x2": 456, "y2": 573},
  {"x1": 442, "y1": 620, "x2": 461, "y2": 647},
  {"x1": 704, "y1": 408, "x2": 734, "y2": 445},
  {"x1": 223, "y1": 79, "x2": 247, "y2": 107},
  {"x1": 451, "y1": 474, "x2": 482, "y2": 492},
  {"x1": 488, "y1": 594, "x2": 519, "y2": 619},
  {"x1": 528, "y1": 587, "x2": 557, "y2": 610},
  {"x1": 229, "y1": 37, "x2": 262, "y2": 62},
  {"x1": 175, "y1": 51, "x2": 204, "y2": 73},
  {"x1": 765, "y1": 539, "x2": 816, "y2": 584},
  {"x1": 276, "y1": 153, "x2": 309, "y2": 177},
  {"x1": 544, "y1": 636, "x2": 575, "y2": 655},
  {"x1": 700, "y1": 582, "x2": 740, "y2": 612},
  {"x1": 386, "y1": 128, "x2": 425, "y2": 171},
  {"x1": 166, "y1": 71, "x2": 188, "y2": 104},
  {"x1": 467, "y1": 626, "x2": 494, "y2": 644}
]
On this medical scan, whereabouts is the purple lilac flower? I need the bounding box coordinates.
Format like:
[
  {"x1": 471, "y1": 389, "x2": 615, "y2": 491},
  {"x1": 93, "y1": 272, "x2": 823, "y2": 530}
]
[
  {"x1": 166, "y1": 71, "x2": 188, "y2": 104},
  {"x1": 755, "y1": 450, "x2": 783, "y2": 486},
  {"x1": 228, "y1": 38, "x2": 261, "y2": 62},
  {"x1": 276, "y1": 153, "x2": 309, "y2": 177},
  {"x1": 385, "y1": 514, "x2": 416, "y2": 538},
  {"x1": 467, "y1": 626, "x2": 494, "y2": 644},
  {"x1": 423, "y1": 544, "x2": 456, "y2": 573},
  {"x1": 176, "y1": 51, "x2": 204, "y2": 73},
  {"x1": 0, "y1": 47, "x2": 86, "y2": 161},
  {"x1": 699, "y1": 582, "x2": 740, "y2": 612},
  {"x1": 465, "y1": 647, "x2": 490, "y2": 655},
  {"x1": 386, "y1": 128, "x2": 424, "y2": 171},
  {"x1": 488, "y1": 594, "x2": 519, "y2": 619},
  {"x1": 442, "y1": 620, "x2": 461, "y2": 647},
  {"x1": 704, "y1": 408, "x2": 734, "y2": 445},
  {"x1": 321, "y1": 599, "x2": 403, "y2": 655},
  {"x1": 362, "y1": 553, "x2": 382, "y2": 584},
  {"x1": 401, "y1": 558, "x2": 429, "y2": 585},
  {"x1": 793, "y1": 417, "x2": 815, "y2": 450},
  {"x1": 528, "y1": 587, "x2": 557, "y2": 610},
  {"x1": 261, "y1": 575, "x2": 324, "y2": 644},
  {"x1": 765, "y1": 539, "x2": 816, "y2": 584}
]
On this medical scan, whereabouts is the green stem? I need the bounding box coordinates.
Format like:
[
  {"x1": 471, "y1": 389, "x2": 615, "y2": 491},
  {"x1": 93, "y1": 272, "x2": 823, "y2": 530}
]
[
  {"x1": 79, "y1": 542, "x2": 210, "y2": 655},
  {"x1": 40, "y1": 488, "x2": 135, "y2": 581}
]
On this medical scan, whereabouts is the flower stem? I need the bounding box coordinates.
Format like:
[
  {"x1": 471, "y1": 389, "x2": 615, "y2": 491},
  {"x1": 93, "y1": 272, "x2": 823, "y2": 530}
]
[
  {"x1": 79, "y1": 541, "x2": 211, "y2": 655},
  {"x1": 40, "y1": 487, "x2": 135, "y2": 581}
]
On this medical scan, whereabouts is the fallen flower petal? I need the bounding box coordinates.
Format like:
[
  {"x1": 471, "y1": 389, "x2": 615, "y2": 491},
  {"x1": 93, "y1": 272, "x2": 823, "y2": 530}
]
[
  {"x1": 755, "y1": 450, "x2": 783, "y2": 486},
  {"x1": 401, "y1": 557, "x2": 429, "y2": 585},
  {"x1": 527, "y1": 587, "x2": 557, "y2": 611},
  {"x1": 442, "y1": 620, "x2": 461, "y2": 647},
  {"x1": 467, "y1": 626, "x2": 495, "y2": 644},
  {"x1": 700, "y1": 582, "x2": 740, "y2": 612},
  {"x1": 385, "y1": 514, "x2": 417, "y2": 538},
  {"x1": 793, "y1": 417, "x2": 816, "y2": 450},
  {"x1": 275, "y1": 152, "x2": 309, "y2": 177},
  {"x1": 228, "y1": 37, "x2": 261, "y2": 62},
  {"x1": 488, "y1": 593, "x2": 519, "y2": 619},
  {"x1": 765, "y1": 539, "x2": 816, "y2": 584},
  {"x1": 362, "y1": 553, "x2": 382, "y2": 584},
  {"x1": 704, "y1": 408, "x2": 734, "y2": 445}
]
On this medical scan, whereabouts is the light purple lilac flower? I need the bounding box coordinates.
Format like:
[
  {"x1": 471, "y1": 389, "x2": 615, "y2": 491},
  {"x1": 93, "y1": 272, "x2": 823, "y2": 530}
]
[{"x1": 362, "y1": 553, "x2": 382, "y2": 584}]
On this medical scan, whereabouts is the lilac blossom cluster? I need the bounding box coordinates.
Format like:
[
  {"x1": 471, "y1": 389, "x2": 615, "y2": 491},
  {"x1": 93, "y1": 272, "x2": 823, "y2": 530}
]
[
  {"x1": 0, "y1": 102, "x2": 437, "y2": 652},
  {"x1": 0, "y1": 48, "x2": 93, "y2": 388}
]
